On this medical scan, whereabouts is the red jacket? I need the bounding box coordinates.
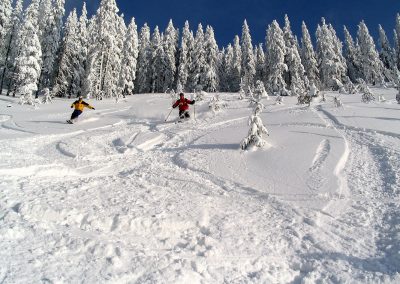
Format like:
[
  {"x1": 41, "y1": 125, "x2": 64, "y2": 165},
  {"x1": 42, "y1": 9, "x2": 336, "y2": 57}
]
[{"x1": 173, "y1": 98, "x2": 194, "y2": 111}]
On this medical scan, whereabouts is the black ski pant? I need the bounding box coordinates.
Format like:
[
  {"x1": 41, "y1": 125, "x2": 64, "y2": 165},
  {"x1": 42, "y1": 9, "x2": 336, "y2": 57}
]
[
  {"x1": 179, "y1": 110, "x2": 190, "y2": 119},
  {"x1": 71, "y1": 110, "x2": 83, "y2": 120}
]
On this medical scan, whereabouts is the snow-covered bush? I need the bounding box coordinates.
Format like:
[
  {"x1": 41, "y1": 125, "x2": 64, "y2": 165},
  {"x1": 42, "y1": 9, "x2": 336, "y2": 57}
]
[
  {"x1": 345, "y1": 81, "x2": 358, "y2": 94},
  {"x1": 41, "y1": 88, "x2": 52, "y2": 104},
  {"x1": 308, "y1": 83, "x2": 319, "y2": 97},
  {"x1": 238, "y1": 84, "x2": 245, "y2": 100},
  {"x1": 358, "y1": 79, "x2": 375, "y2": 103},
  {"x1": 320, "y1": 93, "x2": 326, "y2": 103},
  {"x1": 333, "y1": 96, "x2": 342, "y2": 107},
  {"x1": 378, "y1": 95, "x2": 386, "y2": 102},
  {"x1": 253, "y1": 80, "x2": 269, "y2": 101},
  {"x1": 361, "y1": 91, "x2": 375, "y2": 103},
  {"x1": 209, "y1": 95, "x2": 227, "y2": 113},
  {"x1": 396, "y1": 92, "x2": 400, "y2": 104},
  {"x1": 195, "y1": 90, "x2": 206, "y2": 101},
  {"x1": 240, "y1": 102, "x2": 269, "y2": 150},
  {"x1": 275, "y1": 95, "x2": 283, "y2": 105}
]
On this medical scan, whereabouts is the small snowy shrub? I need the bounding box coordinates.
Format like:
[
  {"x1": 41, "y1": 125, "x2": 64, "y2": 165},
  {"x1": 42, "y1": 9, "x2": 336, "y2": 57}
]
[
  {"x1": 275, "y1": 95, "x2": 283, "y2": 105},
  {"x1": 209, "y1": 95, "x2": 227, "y2": 113},
  {"x1": 41, "y1": 88, "x2": 52, "y2": 104},
  {"x1": 253, "y1": 80, "x2": 269, "y2": 101},
  {"x1": 396, "y1": 92, "x2": 400, "y2": 104},
  {"x1": 240, "y1": 102, "x2": 269, "y2": 150},
  {"x1": 195, "y1": 90, "x2": 206, "y2": 101},
  {"x1": 333, "y1": 96, "x2": 343, "y2": 107}
]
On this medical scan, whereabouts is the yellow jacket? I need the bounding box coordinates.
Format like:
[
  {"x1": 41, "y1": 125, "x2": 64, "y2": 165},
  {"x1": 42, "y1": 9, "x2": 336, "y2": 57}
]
[{"x1": 71, "y1": 100, "x2": 94, "y2": 111}]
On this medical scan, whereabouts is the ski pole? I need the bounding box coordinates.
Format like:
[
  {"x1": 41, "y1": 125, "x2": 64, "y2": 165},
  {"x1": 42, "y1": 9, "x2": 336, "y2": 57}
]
[{"x1": 165, "y1": 108, "x2": 173, "y2": 122}]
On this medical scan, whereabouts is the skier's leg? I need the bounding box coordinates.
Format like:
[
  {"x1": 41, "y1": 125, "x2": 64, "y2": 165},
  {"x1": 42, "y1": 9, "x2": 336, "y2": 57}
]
[
  {"x1": 71, "y1": 110, "x2": 82, "y2": 122},
  {"x1": 185, "y1": 111, "x2": 190, "y2": 119}
]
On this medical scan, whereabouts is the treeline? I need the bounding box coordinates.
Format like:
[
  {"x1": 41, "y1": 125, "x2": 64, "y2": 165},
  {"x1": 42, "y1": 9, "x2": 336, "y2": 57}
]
[{"x1": 0, "y1": 0, "x2": 398, "y2": 103}]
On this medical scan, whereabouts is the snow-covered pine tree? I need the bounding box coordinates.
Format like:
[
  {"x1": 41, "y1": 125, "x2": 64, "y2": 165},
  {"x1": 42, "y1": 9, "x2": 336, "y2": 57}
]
[
  {"x1": 52, "y1": 9, "x2": 79, "y2": 98},
  {"x1": 395, "y1": 14, "x2": 400, "y2": 70},
  {"x1": 87, "y1": 0, "x2": 125, "y2": 99},
  {"x1": 216, "y1": 48, "x2": 225, "y2": 91},
  {"x1": 188, "y1": 23, "x2": 206, "y2": 91},
  {"x1": 343, "y1": 26, "x2": 362, "y2": 83},
  {"x1": 357, "y1": 20, "x2": 384, "y2": 85},
  {"x1": 316, "y1": 18, "x2": 347, "y2": 89},
  {"x1": 240, "y1": 101, "x2": 269, "y2": 150},
  {"x1": 241, "y1": 20, "x2": 256, "y2": 89},
  {"x1": 77, "y1": 3, "x2": 88, "y2": 96},
  {"x1": 150, "y1": 26, "x2": 166, "y2": 93},
  {"x1": 378, "y1": 25, "x2": 396, "y2": 74},
  {"x1": 14, "y1": 0, "x2": 42, "y2": 104},
  {"x1": 177, "y1": 21, "x2": 191, "y2": 91},
  {"x1": 163, "y1": 20, "x2": 178, "y2": 92},
  {"x1": 38, "y1": 0, "x2": 65, "y2": 90},
  {"x1": 118, "y1": 18, "x2": 139, "y2": 97},
  {"x1": 254, "y1": 44, "x2": 266, "y2": 84},
  {"x1": 301, "y1": 21, "x2": 319, "y2": 86},
  {"x1": 283, "y1": 15, "x2": 306, "y2": 96},
  {"x1": 82, "y1": 16, "x2": 97, "y2": 97},
  {"x1": 265, "y1": 20, "x2": 287, "y2": 95},
  {"x1": 231, "y1": 35, "x2": 242, "y2": 92},
  {"x1": 0, "y1": 0, "x2": 23, "y2": 94},
  {"x1": 220, "y1": 44, "x2": 233, "y2": 91},
  {"x1": 135, "y1": 23, "x2": 151, "y2": 94},
  {"x1": 0, "y1": 0, "x2": 13, "y2": 59},
  {"x1": 203, "y1": 25, "x2": 219, "y2": 92}
]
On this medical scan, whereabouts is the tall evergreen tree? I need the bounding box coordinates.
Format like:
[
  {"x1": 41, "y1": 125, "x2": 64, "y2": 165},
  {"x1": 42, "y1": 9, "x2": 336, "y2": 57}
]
[
  {"x1": 52, "y1": 9, "x2": 79, "y2": 98},
  {"x1": 395, "y1": 14, "x2": 400, "y2": 70},
  {"x1": 343, "y1": 26, "x2": 362, "y2": 82},
  {"x1": 0, "y1": 0, "x2": 13, "y2": 57},
  {"x1": 231, "y1": 35, "x2": 242, "y2": 92},
  {"x1": 378, "y1": 25, "x2": 396, "y2": 72},
  {"x1": 266, "y1": 20, "x2": 286, "y2": 94},
  {"x1": 77, "y1": 2, "x2": 88, "y2": 96},
  {"x1": 188, "y1": 23, "x2": 206, "y2": 91},
  {"x1": 203, "y1": 25, "x2": 219, "y2": 92},
  {"x1": 14, "y1": 0, "x2": 42, "y2": 102},
  {"x1": 0, "y1": 0, "x2": 24, "y2": 94},
  {"x1": 357, "y1": 20, "x2": 384, "y2": 84},
  {"x1": 177, "y1": 21, "x2": 191, "y2": 91},
  {"x1": 135, "y1": 23, "x2": 151, "y2": 93},
  {"x1": 316, "y1": 18, "x2": 346, "y2": 89},
  {"x1": 118, "y1": 17, "x2": 139, "y2": 96},
  {"x1": 283, "y1": 15, "x2": 306, "y2": 95},
  {"x1": 87, "y1": 0, "x2": 125, "y2": 99},
  {"x1": 163, "y1": 20, "x2": 178, "y2": 91},
  {"x1": 301, "y1": 21, "x2": 319, "y2": 86},
  {"x1": 221, "y1": 44, "x2": 234, "y2": 91},
  {"x1": 38, "y1": 0, "x2": 65, "y2": 90},
  {"x1": 254, "y1": 44, "x2": 266, "y2": 83},
  {"x1": 241, "y1": 20, "x2": 256, "y2": 88},
  {"x1": 150, "y1": 26, "x2": 166, "y2": 93}
]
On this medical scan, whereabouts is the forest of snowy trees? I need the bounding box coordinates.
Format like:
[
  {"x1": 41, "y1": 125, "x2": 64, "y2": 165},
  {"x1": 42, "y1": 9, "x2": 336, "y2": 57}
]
[{"x1": 0, "y1": 0, "x2": 400, "y2": 102}]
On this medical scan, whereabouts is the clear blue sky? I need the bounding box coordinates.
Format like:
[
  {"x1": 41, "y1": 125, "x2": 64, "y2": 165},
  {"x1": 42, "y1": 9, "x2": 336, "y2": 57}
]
[{"x1": 69, "y1": 0, "x2": 400, "y2": 47}]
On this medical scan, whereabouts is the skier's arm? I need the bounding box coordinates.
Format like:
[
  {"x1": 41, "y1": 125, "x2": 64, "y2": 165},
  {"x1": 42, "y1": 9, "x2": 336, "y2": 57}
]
[
  {"x1": 83, "y1": 101, "x2": 95, "y2": 110},
  {"x1": 172, "y1": 100, "x2": 179, "y2": 108},
  {"x1": 187, "y1": 99, "x2": 195, "y2": 105}
]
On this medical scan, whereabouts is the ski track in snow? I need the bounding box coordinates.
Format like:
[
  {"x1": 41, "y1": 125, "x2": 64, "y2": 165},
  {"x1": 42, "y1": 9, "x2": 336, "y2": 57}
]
[{"x1": 0, "y1": 92, "x2": 400, "y2": 283}]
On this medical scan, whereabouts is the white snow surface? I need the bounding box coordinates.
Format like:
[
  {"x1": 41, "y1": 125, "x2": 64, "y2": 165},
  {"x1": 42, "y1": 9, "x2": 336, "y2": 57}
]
[{"x1": 1, "y1": 89, "x2": 400, "y2": 283}]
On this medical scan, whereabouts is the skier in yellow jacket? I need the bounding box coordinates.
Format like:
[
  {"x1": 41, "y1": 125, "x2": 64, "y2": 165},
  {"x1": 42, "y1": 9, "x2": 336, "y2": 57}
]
[{"x1": 67, "y1": 96, "x2": 95, "y2": 124}]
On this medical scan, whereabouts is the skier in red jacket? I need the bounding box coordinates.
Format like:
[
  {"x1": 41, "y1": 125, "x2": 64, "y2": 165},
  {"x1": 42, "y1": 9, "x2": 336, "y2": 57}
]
[{"x1": 172, "y1": 93, "x2": 195, "y2": 120}]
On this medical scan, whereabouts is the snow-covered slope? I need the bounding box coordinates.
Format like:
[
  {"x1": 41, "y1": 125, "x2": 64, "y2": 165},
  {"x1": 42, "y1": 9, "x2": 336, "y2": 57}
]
[{"x1": 0, "y1": 89, "x2": 399, "y2": 283}]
